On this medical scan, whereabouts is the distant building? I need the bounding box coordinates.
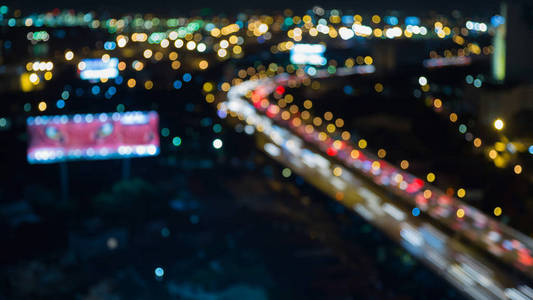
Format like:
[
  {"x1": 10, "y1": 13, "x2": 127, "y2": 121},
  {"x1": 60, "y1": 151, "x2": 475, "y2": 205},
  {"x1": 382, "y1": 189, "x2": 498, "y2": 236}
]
[{"x1": 492, "y1": 2, "x2": 533, "y2": 83}]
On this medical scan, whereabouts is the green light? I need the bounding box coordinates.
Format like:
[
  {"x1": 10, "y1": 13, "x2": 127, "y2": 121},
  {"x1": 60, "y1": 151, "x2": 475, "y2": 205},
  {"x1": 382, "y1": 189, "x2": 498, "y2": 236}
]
[{"x1": 172, "y1": 136, "x2": 182, "y2": 146}]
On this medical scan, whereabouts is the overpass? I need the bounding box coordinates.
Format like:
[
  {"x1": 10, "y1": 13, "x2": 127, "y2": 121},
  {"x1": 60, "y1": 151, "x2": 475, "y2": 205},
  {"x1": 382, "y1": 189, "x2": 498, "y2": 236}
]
[{"x1": 219, "y1": 71, "x2": 533, "y2": 300}]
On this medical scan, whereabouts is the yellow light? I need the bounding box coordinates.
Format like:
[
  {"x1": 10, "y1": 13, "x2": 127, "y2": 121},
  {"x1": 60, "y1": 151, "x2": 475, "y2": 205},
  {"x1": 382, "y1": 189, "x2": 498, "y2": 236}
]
[
  {"x1": 358, "y1": 139, "x2": 367, "y2": 149},
  {"x1": 400, "y1": 160, "x2": 409, "y2": 169},
  {"x1": 449, "y1": 113, "x2": 458, "y2": 122},
  {"x1": 313, "y1": 117, "x2": 322, "y2": 126},
  {"x1": 326, "y1": 124, "x2": 336, "y2": 133},
  {"x1": 351, "y1": 150, "x2": 360, "y2": 159},
  {"x1": 473, "y1": 138, "x2": 482, "y2": 148},
  {"x1": 144, "y1": 80, "x2": 153, "y2": 90},
  {"x1": 65, "y1": 50, "x2": 74, "y2": 61},
  {"x1": 456, "y1": 208, "x2": 465, "y2": 218},
  {"x1": 38, "y1": 101, "x2": 47, "y2": 111},
  {"x1": 171, "y1": 61, "x2": 181, "y2": 70},
  {"x1": 426, "y1": 172, "x2": 436, "y2": 183},
  {"x1": 333, "y1": 167, "x2": 342, "y2": 176},
  {"x1": 169, "y1": 52, "x2": 178, "y2": 61},
  {"x1": 494, "y1": 207, "x2": 502, "y2": 216},
  {"x1": 371, "y1": 161, "x2": 381, "y2": 170},
  {"x1": 457, "y1": 188, "x2": 466, "y2": 198},
  {"x1": 221, "y1": 82, "x2": 231, "y2": 92},
  {"x1": 423, "y1": 189, "x2": 432, "y2": 199},
  {"x1": 127, "y1": 78, "x2": 136, "y2": 88},
  {"x1": 494, "y1": 142, "x2": 506, "y2": 152},
  {"x1": 494, "y1": 118, "x2": 504, "y2": 130},
  {"x1": 203, "y1": 82, "x2": 213, "y2": 92},
  {"x1": 199, "y1": 60, "x2": 209, "y2": 70},
  {"x1": 374, "y1": 83, "x2": 383, "y2": 93},
  {"x1": 205, "y1": 94, "x2": 215, "y2": 103},
  {"x1": 143, "y1": 49, "x2": 153, "y2": 59},
  {"x1": 44, "y1": 71, "x2": 52, "y2": 80},
  {"x1": 341, "y1": 131, "x2": 350, "y2": 141},
  {"x1": 364, "y1": 56, "x2": 373, "y2": 65},
  {"x1": 377, "y1": 149, "x2": 386, "y2": 158},
  {"x1": 324, "y1": 111, "x2": 333, "y2": 121},
  {"x1": 233, "y1": 45, "x2": 242, "y2": 55},
  {"x1": 303, "y1": 99, "x2": 312, "y2": 109},
  {"x1": 488, "y1": 149, "x2": 498, "y2": 159},
  {"x1": 118, "y1": 61, "x2": 126, "y2": 71},
  {"x1": 372, "y1": 15, "x2": 381, "y2": 23},
  {"x1": 433, "y1": 99, "x2": 442, "y2": 108},
  {"x1": 514, "y1": 164, "x2": 522, "y2": 174}
]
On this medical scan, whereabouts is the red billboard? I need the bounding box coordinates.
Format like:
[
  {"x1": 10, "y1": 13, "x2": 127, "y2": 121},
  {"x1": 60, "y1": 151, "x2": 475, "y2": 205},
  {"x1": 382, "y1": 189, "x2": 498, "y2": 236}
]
[{"x1": 27, "y1": 111, "x2": 159, "y2": 164}]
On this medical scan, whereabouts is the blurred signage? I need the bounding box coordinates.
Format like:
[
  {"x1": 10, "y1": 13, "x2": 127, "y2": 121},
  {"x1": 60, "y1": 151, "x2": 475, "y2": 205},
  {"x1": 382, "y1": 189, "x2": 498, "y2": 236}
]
[
  {"x1": 78, "y1": 58, "x2": 119, "y2": 80},
  {"x1": 27, "y1": 111, "x2": 159, "y2": 164},
  {"x1": 290, "y1": 43, "x2": 327, "y2": 65}
]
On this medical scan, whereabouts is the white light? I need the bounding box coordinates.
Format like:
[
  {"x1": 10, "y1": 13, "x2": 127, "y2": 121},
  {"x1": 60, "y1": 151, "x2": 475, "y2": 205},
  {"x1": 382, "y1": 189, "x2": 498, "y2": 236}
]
[
  {"x1": 339, "y1": 27, "x2": 354, "y2": 40},
  {"x1": 351, "y1": 24, "x2": 372, "y2": 36},
  {"x1": 197, "y1": 43, "x2": 206, "y2": 52},
  {"x1": 213, "y1": 138, "x2": 223, "y2": 149},
  {"x1": 418, "y1": 76, "x2": 428, "y2": 86}
]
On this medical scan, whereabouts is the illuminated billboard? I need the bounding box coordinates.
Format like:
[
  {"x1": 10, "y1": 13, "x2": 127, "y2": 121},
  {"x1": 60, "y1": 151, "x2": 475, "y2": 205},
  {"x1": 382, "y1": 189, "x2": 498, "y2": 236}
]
[
  {"x1": 78, "y1": 58, "x2": 119, "y2": 80},
  {"x1": 290, "y1": 43, "x2": 327, "y2": 65},
  {"x1": 27, "y1": 111, "x2": 159, "y2": 164}
]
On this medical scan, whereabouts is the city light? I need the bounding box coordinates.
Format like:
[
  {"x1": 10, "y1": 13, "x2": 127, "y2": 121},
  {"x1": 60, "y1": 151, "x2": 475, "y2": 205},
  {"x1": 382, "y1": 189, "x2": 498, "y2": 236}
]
[{"x1": 494, "y1": 118, "x2": 504, "y2": 130}]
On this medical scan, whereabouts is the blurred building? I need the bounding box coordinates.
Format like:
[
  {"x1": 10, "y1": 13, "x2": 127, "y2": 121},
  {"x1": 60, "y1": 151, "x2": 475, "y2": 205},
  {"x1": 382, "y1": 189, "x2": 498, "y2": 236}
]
[{"x1": 492, "y1": 1, "x2": 533, "y2": 83}]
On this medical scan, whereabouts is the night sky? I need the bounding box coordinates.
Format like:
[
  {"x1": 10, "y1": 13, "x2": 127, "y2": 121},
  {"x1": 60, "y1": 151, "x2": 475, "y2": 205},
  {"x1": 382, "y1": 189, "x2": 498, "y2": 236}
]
[{"x1": 5, "y1": 0, "x2": 503, "y2": 16}]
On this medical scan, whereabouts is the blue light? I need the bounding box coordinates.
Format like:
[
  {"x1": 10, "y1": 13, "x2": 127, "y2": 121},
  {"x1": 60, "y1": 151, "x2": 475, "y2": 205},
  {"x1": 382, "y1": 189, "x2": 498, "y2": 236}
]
[
  {"x1": 91, "y1": 85, "x2": 100, "y2": 95},
  {"x1": 384, "y1": 16, "x2": 398, "y2": 26},
  {"x1": 341, "y1": 15, "x2": 353, "y2": 25},
  {"x1": 61, "y1": 91, "x2": 70, "y2": 100},
  {"x1": 529, "y1": 145, "x2": 533, "y2": 155},
  {"x1": 104, "y1": 41, "x2": 117, "y2": 50},
  {"x1": 4, "y1": 40, "x2": 11, "y2": 49},
  {"x1": 8, "y1": 18, "x2": 15, "y2": 27},
  {"x1": 306, "y1": 66, "x2": 317, "y2": 76},
  {"x1": 115, "y1": 76, "x2": 123, "y2": 85},
  {"x1": 183, "y1": 73, "x2": 192, "y2": 82},
  {"x1": 405, "y1": 16, "x2": 420, "y2": 26},
  {"x1": 491, "y1": 15, "x2": 505, "y2": 27},
  {"x1": 459, "y1": 124, "x2": 467, "y2": 134},
  {"x1": 173, "y1": 80, "x2": 182, "y2": 89},
  {"x1": 465, "y1": 75, "x2": 474, "y2": 84},
  {"x1": 412, "y1": 207, "x2": 420, "y2": 216},
  {"x1": 107, "y1": 86, "x2": 117, "y2": 95},
  {"x1": 213, "y1": 123, "x2": 222, "y2": 133},
  {"x1": 56, "y1": 100, "x2": 65, "y2": 109},
  {"x1": 154, "y1": 267, "x2": 164, "y2": 277},
  {"x1": 343, "y1": 85, "x2": 353, "y2": 95}
]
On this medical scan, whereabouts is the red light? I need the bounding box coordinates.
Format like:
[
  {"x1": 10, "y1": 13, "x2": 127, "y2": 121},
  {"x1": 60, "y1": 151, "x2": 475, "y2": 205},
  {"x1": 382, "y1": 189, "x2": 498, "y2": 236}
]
[{"x1": 327, "y1": 147, "x2": 337, "y2": 156}]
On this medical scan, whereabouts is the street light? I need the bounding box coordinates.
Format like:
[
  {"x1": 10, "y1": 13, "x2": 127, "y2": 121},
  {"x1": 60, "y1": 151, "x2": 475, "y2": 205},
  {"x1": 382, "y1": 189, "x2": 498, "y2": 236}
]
[{"x1": 494, "y1": 118, "x2": 504, "y2": 130}]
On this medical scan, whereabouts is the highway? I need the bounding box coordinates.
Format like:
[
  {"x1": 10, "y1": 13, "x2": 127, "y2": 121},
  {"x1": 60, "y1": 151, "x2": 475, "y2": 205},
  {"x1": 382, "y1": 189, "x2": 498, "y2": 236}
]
[{"x1": 220, "y1": 74, "x2": 533, "y2": 300}]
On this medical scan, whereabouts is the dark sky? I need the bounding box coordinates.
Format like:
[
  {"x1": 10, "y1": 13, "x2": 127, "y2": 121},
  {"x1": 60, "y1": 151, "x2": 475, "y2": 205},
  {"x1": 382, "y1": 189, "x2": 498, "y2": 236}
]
[{"x1": 5, "y1": 0, "x2": 503, "y2": 16}]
